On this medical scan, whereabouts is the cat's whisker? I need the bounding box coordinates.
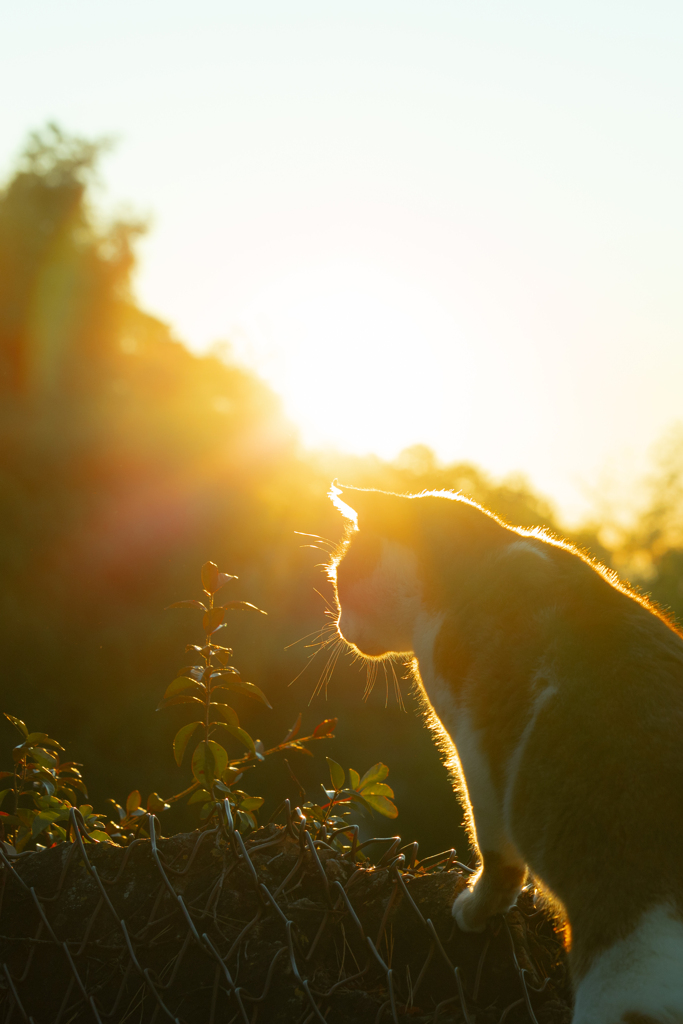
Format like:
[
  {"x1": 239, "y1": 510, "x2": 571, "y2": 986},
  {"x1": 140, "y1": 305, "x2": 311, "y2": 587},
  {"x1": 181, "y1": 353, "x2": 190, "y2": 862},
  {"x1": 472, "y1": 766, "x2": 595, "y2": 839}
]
[
  {"x1": 313, "y1": 587, "x2": 338, "y2": 615},
  {"x1": 363, "y1": 660, "x2": 378, "y2": 702},
  {"x1": 294, "y1": 531, "x2": 337, "y2": 551},
  {"x1": 309, "y1": 637, "x2": 344, "y2": 704},
  {"x1": 284, "y1": 622, "x2": 336, "y2": 650},
  {"x1": 391, "y1": 660, "x2": 406, "y2": 713},
  {"x1": 288, "y1": 634, "x2": 337, "y2": 687}
]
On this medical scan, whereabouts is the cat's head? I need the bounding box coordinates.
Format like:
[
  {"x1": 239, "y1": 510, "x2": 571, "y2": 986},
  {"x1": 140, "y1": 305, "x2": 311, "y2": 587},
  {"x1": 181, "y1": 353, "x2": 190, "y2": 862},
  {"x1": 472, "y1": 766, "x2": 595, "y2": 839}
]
[{"x1": 328, "y1": 483, "x2": 425, "y2": 659}]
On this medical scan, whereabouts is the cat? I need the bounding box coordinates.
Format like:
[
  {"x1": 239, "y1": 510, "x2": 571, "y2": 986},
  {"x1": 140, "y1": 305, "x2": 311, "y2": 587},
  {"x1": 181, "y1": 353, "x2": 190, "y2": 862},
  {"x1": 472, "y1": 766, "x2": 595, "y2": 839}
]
[{"x1": 328, "y1": 482, "x2": 683, "y2": 1024}]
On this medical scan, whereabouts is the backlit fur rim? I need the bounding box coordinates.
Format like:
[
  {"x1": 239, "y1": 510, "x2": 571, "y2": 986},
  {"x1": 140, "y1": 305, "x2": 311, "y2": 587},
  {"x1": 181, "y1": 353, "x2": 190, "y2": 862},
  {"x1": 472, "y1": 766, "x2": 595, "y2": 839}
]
[{"x1": 326, "y1": 484, "x2": 681, "y2": 635}]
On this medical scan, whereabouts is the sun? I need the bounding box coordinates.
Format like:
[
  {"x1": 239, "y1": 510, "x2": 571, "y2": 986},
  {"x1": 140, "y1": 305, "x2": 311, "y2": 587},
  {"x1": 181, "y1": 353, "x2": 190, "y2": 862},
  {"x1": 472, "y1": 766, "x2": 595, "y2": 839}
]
[{"x1": 236, "y1": 261, "x2": 482, "y2": 460}]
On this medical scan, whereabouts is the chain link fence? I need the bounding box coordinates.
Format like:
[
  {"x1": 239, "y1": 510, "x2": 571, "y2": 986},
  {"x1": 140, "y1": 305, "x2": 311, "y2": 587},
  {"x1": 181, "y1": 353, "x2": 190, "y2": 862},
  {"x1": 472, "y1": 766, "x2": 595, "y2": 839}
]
[{"x1": 0, "y1": 804, "x2": 571, "y2": 1023}]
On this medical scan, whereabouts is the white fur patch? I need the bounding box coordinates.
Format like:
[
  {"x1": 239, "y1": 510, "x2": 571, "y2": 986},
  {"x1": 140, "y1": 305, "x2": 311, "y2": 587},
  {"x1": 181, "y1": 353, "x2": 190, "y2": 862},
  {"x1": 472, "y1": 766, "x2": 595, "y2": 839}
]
[
  {"x1": 573, "y1": 905, "x2": 683, "y2": 1023},
  {"x1": 503, "y1": 679, "x2": 558, "y2": 841},
  {"x1": 411, "y1": 617, "x2": 522, "y2": 867}
]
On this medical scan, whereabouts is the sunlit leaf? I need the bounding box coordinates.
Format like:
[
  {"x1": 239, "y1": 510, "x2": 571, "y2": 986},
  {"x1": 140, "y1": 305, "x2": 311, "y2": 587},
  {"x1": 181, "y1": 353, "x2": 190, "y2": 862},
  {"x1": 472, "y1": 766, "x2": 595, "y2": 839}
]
[
  {"x1": 220, "y1": 600, "x2": 267, "y2": 615},
  {"x1": 360, "y1": 782, "x2": 394, "y2": 797},
  {"x1": 203, "y1": 607, "x2": 225, "y2": 634},
  {"x1": 283, "y1": 713, "x2": 302, "y2": 743},
  {"x1": 87, "y1": 830, "x2": 110, "y2": 843},
  {"x1": 173, "y1": 721, "x2": 201, "y2": 766},
  {"x1": 359, "y1": 763, "x2": 389, "y2": 789},
  {"x1": 211, "y1": 665, "x2": 240, "y2": 678},
  {"x1": 164, "y1": 677, "x2": 205, "y2": 700},
  {"x1": 4, "y1": 714, "x2": 28, "y2": 738},
  {"x1": 312, "y1": 718, "x2": 337, "y2": 738},
  {"x1": 211, "y1": 679, "x2": 272, "y2": 709},
  {"x1": 240, "y1": 796, "x2": 264, "y2": 812},
  {"x1": 166, "y1": 599, "x2": 207, "y2": 612},
  {"x1": 126, "y1": 790, "x2": 141, "y2": 814},
  {"x1": 211, "y1": 705, "x2": 239, "y2": 727},
  {"x1": 157, "y1": 694, "x2": 204, "y2": 710},
  {"x1": 326, "y1": 757, "x2": 345, "y2": 792},
  {"x1": 201, "y1": 561, "x2": 219, "y2": 594},
  {"x1": 25, "y1": 732, "x2": 49, "y2": 745},
  {"x1": 360, "y1": 793, "x2": 398, "y2": 818},
  {"x1": 146, "y1": 792, "x2": 171, "y2": 813},
  {"x1": 201, "y1": 562, "x2": 237, "y2": 595},
  {"x1": 31, "y1": 747, "x2": 58, "y2": 769},
  {"x1": 348, "y1": 769, "x2": 361, "y2": 791}
]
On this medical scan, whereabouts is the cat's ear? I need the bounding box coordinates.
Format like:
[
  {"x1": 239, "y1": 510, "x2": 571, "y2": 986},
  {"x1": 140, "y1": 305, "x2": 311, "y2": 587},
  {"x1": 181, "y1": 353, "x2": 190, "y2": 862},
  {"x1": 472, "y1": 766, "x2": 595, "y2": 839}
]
[{"x1": 328, "y1": 481, "x2": 374, "y2": 527}]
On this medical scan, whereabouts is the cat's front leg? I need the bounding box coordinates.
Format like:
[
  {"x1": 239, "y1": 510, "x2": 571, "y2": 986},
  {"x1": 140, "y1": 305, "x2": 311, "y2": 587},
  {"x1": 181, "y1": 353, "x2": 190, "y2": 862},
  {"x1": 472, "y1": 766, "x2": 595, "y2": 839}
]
[
  {"x1": 453, "y1": 849, "x2": 527, "y2": 932},
  {"x1": 449, "y1": 718, "x2": 527, "y2": 932}
]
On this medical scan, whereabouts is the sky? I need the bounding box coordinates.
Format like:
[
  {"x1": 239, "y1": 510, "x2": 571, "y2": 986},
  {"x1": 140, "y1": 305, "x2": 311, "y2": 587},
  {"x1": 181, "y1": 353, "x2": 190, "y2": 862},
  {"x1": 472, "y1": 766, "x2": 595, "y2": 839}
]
[{"x1": 2, "y1": 1, "x2": 683, "y2": 524}]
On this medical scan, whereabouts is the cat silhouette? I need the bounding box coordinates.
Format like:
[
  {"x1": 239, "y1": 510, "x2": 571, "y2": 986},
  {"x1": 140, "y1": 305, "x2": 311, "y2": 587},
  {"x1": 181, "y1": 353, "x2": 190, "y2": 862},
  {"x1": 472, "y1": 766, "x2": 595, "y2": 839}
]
[{"x1": 329, "y1": 483, "x2": 683, "y2": 1024}]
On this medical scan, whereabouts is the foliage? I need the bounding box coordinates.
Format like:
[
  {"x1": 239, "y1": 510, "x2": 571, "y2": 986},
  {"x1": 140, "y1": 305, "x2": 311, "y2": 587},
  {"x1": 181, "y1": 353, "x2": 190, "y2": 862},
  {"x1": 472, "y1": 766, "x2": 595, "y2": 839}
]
[
  {"x1": 0, "y1": 559, "x2": 400, "y2": 852},
  {"x1": 300, "y1": 757, "x2": 398, "y2": 847},
  {"x1": 0, "y1": 714, "x2": 107, "y2": 852}
]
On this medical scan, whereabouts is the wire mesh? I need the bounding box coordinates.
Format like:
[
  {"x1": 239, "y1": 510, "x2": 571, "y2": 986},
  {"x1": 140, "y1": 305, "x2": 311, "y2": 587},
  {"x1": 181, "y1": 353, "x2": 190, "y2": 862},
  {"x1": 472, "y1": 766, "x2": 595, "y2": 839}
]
[{"x1": 0, "y1": 804, "x2": 570, "y2": 1023}]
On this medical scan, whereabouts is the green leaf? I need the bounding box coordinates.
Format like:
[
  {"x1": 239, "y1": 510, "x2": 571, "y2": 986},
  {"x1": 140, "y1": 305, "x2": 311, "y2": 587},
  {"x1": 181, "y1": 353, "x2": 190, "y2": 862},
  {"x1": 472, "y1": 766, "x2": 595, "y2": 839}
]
[
  {"x1": 32, "y1": 811, "x2": 61, "y2": 837},
  {"x1": 211, "y1": 665, "x2": 240, "y2": 678},
  {"x1": 166, "y1": 599, "x2": 207, "y2": 611},
  {"x1": 283, "y1": 713, "x2": 302, "y2": 743},
  {"x1": 360, "y1": 783, "x2": 394, "y2": 797},
  {"x1": 360, "y1": 793, "x2": 398, "y2": 819},
  {"x1": 164, "y1": 676, "x2": 205, "y2": 700},
  {"x1": 359, "y1": 763, "x2": 389, "y2": 789},
  {"x1": 146, "y1": 792, "x2": 171, "y2": 813},
  {"x1": 240, "y1": 796, "x2": 264, "y2": 812},
  {"x1": 201, "y1": 562, "x2": 237, "y2": 595},
  {"x1": 126, "y1": 790, "x2": 141, "y2": 814},
  {"x1": 191, "y1": 740, "x2": 229, "y2": 785},
  {"x1": 211, "y1": 679, "x2": 272, "y2": 709},
  {"x1": 173, "y1": 722, "x2": 201, "y2": 766},
  {"x1": 31, "y1": 747, "x2": 58, "y2": 769},
  {"x1": 4, "y1": 714, "x2": 28, "y2": 738},
  {"x1": 203, "y1": 606, "x2": 225, "y2": 634},
  {"x1": 87, "y1": 830, "x2": 110, "y2": 843},
  {"x1": 326, "y1": 757, "x2": 345, "y2": 792},
  {"x1": 211, "y1": 704, "x2": 239, "y2": 727},
  {"x1": 188, "y1": 788, "x2": 212, "y2": 805},
  {"x1": 201, "y1": 561, "x2": 219, "y2": 594},
  {"x1": 215, "y1": 724, "x2": 255, "y2": 754},
  {"x1": 157, "y1": 694, "x2": 204, "y2": 710},
  {"x1": 219, "y1": 600, "x2": 267, "y2": 616},
  {"x1": 25, "y1": 732, "x2": 49, "y2": 745},
  {"x1": 312, "y1": 718, "x2": 337, "y2": 738},
  {"x1": 348, "y1": 769, "x2": 361, "y2": 791}
]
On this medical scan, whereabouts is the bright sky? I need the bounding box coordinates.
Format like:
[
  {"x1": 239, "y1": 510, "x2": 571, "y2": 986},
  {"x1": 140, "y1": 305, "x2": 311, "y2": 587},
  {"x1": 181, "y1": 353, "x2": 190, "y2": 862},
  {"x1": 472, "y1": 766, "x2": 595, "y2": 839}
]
[{"x1": 2, "y1": 1, "x2": 683, "y2": 524}]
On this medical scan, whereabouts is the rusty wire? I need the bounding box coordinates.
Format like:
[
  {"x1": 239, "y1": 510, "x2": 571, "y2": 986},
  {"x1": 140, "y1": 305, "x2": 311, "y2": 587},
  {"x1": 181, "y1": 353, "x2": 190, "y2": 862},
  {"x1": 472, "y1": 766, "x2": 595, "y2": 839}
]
[{"x1": 0, "y1": 803, "x2": 563, "y2": 1023}]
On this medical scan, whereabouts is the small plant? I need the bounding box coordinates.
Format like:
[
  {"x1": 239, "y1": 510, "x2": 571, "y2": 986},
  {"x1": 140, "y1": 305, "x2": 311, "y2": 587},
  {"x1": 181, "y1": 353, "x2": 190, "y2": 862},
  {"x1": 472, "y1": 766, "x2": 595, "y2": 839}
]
[
  {"x1": 1, "y1": 559, "x2": 400, "y2": 852},
  {"x1": 0, "y1": 715, "x2": 108, "y2": 852},
  {"x1": 110, "y1": 561, "x2": 345, "y2": 838}
]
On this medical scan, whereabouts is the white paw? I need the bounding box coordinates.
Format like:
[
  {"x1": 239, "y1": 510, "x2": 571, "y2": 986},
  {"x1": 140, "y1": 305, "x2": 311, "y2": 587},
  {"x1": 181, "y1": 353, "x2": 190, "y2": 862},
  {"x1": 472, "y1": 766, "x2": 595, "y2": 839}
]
[{"x1": 452, "y1": 887, "x2": 488, "y2": 933}]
